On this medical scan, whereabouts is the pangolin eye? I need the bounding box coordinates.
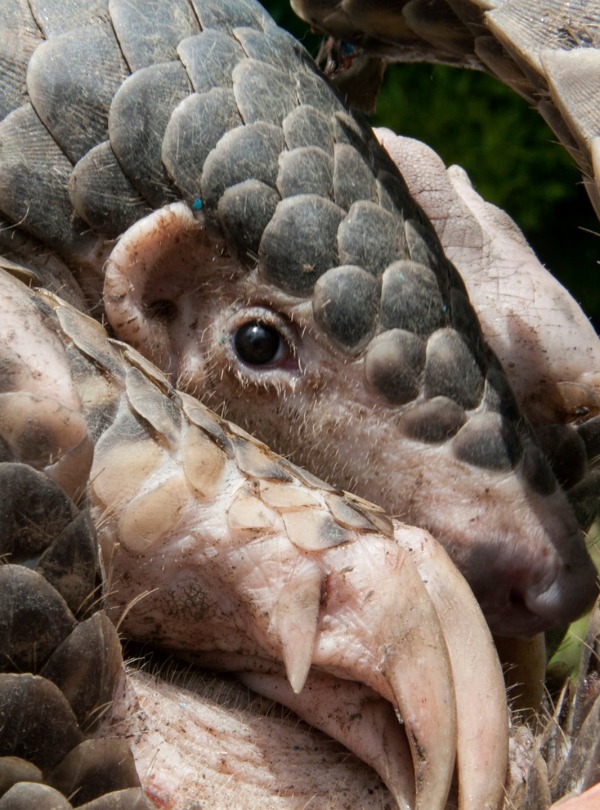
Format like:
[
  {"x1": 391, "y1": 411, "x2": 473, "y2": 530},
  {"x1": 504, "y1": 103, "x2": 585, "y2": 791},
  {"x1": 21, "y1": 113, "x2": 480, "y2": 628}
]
[{"x1": 233, "y1": 321, "x2": 287, "y2": 366}]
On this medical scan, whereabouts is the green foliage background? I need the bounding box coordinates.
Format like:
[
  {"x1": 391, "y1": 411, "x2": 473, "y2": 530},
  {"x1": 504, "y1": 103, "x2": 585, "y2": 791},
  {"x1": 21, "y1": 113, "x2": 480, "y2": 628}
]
[{"x1": 263, "y1": 0, "x2": 600, "y2": 330}]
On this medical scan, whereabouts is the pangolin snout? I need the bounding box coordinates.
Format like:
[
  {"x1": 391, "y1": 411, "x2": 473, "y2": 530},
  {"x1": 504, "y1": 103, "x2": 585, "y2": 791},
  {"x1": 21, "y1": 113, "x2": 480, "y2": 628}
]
[
  {"x1": 520, "y1": 540, "x2": 599, "y2": 632},
  {"x1": 468, "y1": 532, "x2": 598, "y2": 637}
]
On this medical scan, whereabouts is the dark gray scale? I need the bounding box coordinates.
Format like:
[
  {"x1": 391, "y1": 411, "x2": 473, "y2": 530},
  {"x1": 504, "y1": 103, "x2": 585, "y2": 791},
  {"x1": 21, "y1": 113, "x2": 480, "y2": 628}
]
[
  {"x1": 0, "y1": 782, "x2": 73, "y2": 809},
  {"x1": 26, "y1": 23, "x2": 129, "y2": 164},
  {"x1": 109, "y1": 0, "x2": 200, "y2": 72},
  {"x1": 232, "y1": 59, "x2": 298, "y2": 126},
  {"x1": 69, "y1": 142, "x2": 152, "y2": 237},
  {"x1": 448, "y1": 287, "x2": 484, "y2": 348},
  {"x1": 0, "y1": 464, "x2": 75, "y2": 562},
  {"x1": 522, "y1": 442, "x2": 558, "y2": 495},
  {"x1": 376, "y1": 168, "x2": 420, "y2": 221},
  {"x1": 218, "y1": 179, "x2": 280, "y2": 259},
  {"x1": 35, "y1": 509, "x2": 98, "y2": 615},
  {"x1": 200, "y1": 121, "x2": 284, "y2": 210},
  {"x1": 423, "y1": 328, "x2": 485, "y2": 409},
  {"x1": 364, "y1": 329, "x2": 426, "y2": 404},
  {"x1": 0, "y1": 565, "x2": 76, "y2": 672},
  {"x1": 313, "y1": 265, "x2": 380, "y2": 349},
  {"x1": 536, "y1": 424, "x2": 588, "y2": 489},
  {"x1": 0, "y1": 0, "x2": 39, "y2": 32},
  {"x1": 277, "y1": 146, "x2": 334, "y2": 199},
  {"x1": 333, "y1": 110, "x2": 372, "y2": 154},
  {"x1": 0, "y1": 436, "x2": 11, "y2": 462},
  {"x1": 567, "y1": 471, "x2": 600, "y2": 530},
  {"x1": 380, "y1": 260, "x2": 447, "y2": 336},
  {"x1": 453, "y1": 412, "x2": 522, "y2": 471},
  {"x1": 404, "y1": 0, "x2": 475, "y2": 53},
  {"x1": 0, "y1": 105, "x2": 85, "y2": 249},
  {"x1": 333, "y1": 143, "x2": 379, "y2": 210},
  {"x1": 400, "y1": 397, "x2": 467, "y2": 442},
  {"x1": 28, "y1": 0, "x2": 108, "y2": 36},
  {"x1": 577, "y1": 416, "x2": 600, "y2": 463},
  {"x1": 338, "y1": 202, "x2": 406, "y2": 277},
  {"x1": 91, "y1": 788, "x2": 150, "y2": 809},
  {"x1": 189, "y1": 0, "x2": 269, "y2": 31},
  {"x1": 48, "y1": 739, "x2": 143, "y2": 805},
  {"x1": 481, "y1": 364, "x2": 521, "y2": 421},
  {"x1": 0, "y1": 673, "x2": 83, "y2": 770},
  {"x1": 404, "y1": 218, "x2": 445, "y2": 272},
  {"x1": 162, "y1": 88, "x2": 243, "y2": 203},
  {"x1": 259, "y1": 194, "x2": 345, "y2": 296},
  {"x1": 296, "y1": 67, "x2": 347, "y2": 118},
  {"x1": 39, "y1": 613, "x2": 122, "y2": 729},
  {"x1": 375, "y1": 172, "x2": 408, "y2": 211},
  {"x1": 282, "y1": 105, "x2": 335, "y2": 154},
  {"x1": 376, "y1": 177, "x2": 398, "y2": 214},
  {"x1": 0, "y1": 30, "x2": 40, "y2": 120},
  {"x1": 234, "y1": 25, "x2": 311, "y2": 74},
  {"x1": 178, "y1": 30, "x2": 245, "y2": 93},
  {"x1": 0, "y1": 757, "x2": 42, "y2": 790},
  {"x1": 108, "y1": 62, "x2": 192, "y2": 208}
]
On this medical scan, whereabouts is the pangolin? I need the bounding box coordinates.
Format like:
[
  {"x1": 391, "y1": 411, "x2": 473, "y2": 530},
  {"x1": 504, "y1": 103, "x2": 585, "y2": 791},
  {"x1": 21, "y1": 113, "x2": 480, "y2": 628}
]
[{"x1": 0, "y1": 0, "x2": 599, "y2": 808}]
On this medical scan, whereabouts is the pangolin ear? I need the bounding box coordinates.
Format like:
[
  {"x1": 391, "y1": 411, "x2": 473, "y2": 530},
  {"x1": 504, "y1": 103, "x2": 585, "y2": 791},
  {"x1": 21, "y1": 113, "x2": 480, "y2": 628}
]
[{"x1": 103, "y1": 201, "x2": 228, "y2": 372}]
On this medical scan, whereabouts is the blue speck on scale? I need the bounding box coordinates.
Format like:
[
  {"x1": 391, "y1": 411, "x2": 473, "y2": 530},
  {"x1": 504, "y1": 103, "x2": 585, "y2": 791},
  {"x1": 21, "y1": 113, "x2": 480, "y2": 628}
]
[{"x1": 192, "y1": 197, "x2": 203, "y2": 211}]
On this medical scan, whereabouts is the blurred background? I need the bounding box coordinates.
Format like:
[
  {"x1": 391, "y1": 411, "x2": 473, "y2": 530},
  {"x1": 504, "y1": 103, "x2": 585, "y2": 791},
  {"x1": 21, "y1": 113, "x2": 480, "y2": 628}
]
[{"x1": 263, "y1": 0, "x2": 600, "y2": 331}]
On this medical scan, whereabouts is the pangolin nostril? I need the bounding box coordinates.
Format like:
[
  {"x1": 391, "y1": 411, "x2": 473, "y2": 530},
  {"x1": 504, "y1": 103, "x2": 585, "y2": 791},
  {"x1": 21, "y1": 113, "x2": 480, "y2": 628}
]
[
  {"x1": 523, "y1": 555, "x2": 599, "y2": 631},
  {"x1": 508, "y1": 588, "x2": 527, "y2": 611}
]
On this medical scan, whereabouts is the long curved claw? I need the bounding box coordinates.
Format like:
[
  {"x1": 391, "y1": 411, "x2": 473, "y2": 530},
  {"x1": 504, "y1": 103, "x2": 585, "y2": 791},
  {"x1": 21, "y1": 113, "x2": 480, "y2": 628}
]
[
  {"x1": 394, "y1": 523, "x2": 509, "y2": 810},
  {"x1": 308, "y1": 539, "x2": 458, "y2": 810}
]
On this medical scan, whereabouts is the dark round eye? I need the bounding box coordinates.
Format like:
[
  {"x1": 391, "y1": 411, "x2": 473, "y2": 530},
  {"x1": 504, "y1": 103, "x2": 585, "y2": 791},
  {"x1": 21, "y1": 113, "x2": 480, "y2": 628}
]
[{"x1": 233, "y1": 322, "x2": 286, "y2": 366}]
